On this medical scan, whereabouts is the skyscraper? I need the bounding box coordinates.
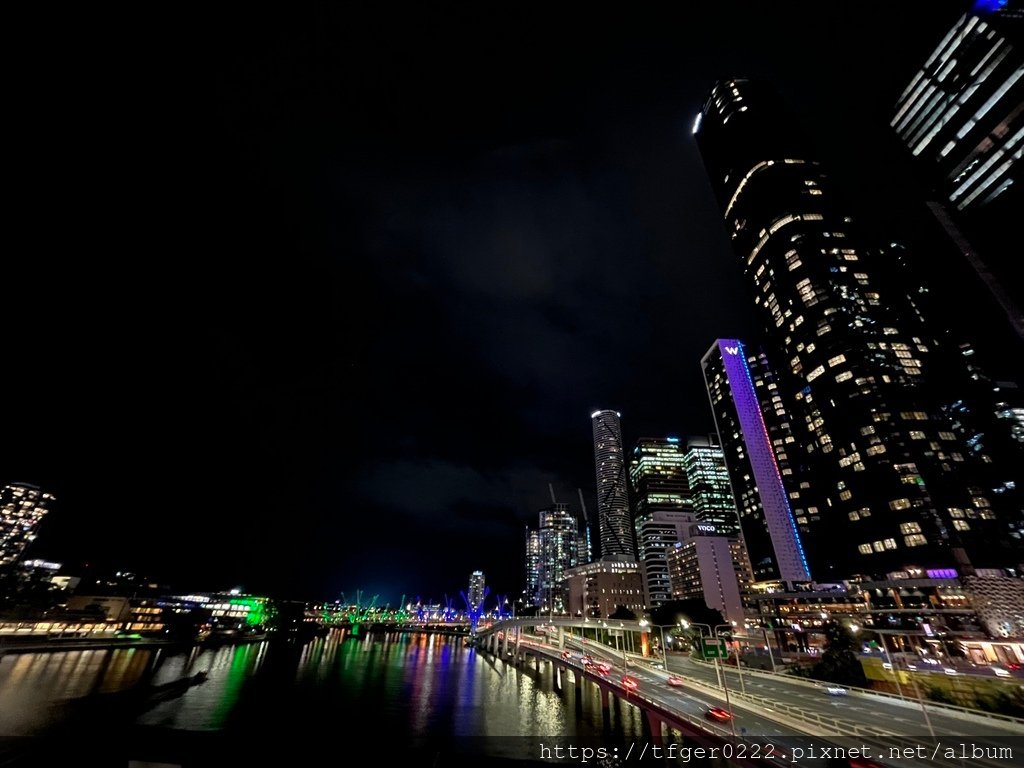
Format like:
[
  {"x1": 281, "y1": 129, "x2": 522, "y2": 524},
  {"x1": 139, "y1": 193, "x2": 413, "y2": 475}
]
[
  {"x1": 630, "y1": 436, "x2": 694, "y2": 606},
  {"x1": 0, "y1": 483, "x2": 54, "y2": 567},
  {"x1": 468, "y1": 570, "x2": 486, "y2": 610},
  {"x1": 694, "y1": 80, "x2": 1016, "y2": 578},
  {"x1": 667, "y1": 527, "x2": 753, "y2": 628},
  {"x1": 891, "y1": 1, "x2": 1024, "y2": 342},
  {"x1": 533, "y1": 502, "x2": 586, "y2": 614},
  {"x1": 591, "y1": 410, "x2": 634, "y2": 560},
  {"x1": 525, "y1": 527, "x2": 542, "y2": 607},
  {"x1": 892, "y1": 2, "x2": 1021, "y2": 212},
  {"x1": 684, "y1": 435, "x2": 741, "y2": 538},
  {"x1": 702, "y1": 340, "x2": 811, "y2": 583}
]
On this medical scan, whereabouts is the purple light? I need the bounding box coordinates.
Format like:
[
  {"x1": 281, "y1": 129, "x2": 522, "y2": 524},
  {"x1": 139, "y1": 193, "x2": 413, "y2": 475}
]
[
  {"x1": 719, "y1": 340, "x2": 810, "y2": 580},
  {"x1": 926, "y1": 568, "x2": 958, "y2": 579}
]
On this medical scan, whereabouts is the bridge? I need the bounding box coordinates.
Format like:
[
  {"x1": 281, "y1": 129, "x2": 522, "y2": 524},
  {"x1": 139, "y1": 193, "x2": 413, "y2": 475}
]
[{"x1": 474, "y1": 618, "x2": 1023, "y2": 768}]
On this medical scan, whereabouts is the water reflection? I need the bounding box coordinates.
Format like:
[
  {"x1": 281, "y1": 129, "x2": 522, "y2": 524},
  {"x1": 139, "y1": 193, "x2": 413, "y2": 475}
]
[{"x1": 0, "y1": 631, "x2": 645, "y2": 752}]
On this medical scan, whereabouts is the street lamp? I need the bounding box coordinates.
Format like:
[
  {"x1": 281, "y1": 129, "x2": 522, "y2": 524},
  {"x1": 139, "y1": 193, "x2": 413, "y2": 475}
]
[
  {"x1": 850, "y1": 624, "x2": 934, "y2": 741},
  {"x1": 746, "y1": 620, "x2": 777, "y2": 674},
  {"x1": 727, "y1": 621, "x2": 746, "y2": 694},
  {"x1": 617, "y1": 622, "x2": 628, "y2": 669},
  {"x1": 639, "y1": 620, "x2": 677, "y2": 672},
  {"x1": 681, "y1": 620, "x2": 737, "y2": 739},
  {"x1": 850, "y1": 624, "x2": 904, "y2": 700}
]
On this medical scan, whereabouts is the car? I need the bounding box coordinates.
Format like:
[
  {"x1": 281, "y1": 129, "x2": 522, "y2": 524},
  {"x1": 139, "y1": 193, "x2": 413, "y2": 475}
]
[
  {"x1": 666, "y1": 676, "x2": 685, "y2": 687},
  {"x1": 596, "y1": 663, "x2": 612, "y2": 675},
  {"x1": 705, "y1": 706, "x2": 732, "y2": 722},
  {"x1": 1005, "y1": 662, "x2": 1021, "y2": 671},
  {"x1": 993, "y1": 667, "x2": 1011, "y2": 677},
  {"x1": 582, "y1": 654, "x2": 594, "y2": 664},
  {"x1": 560, "y1": 650, "x2": 571, "y2": 660},
  {"x1": 824, "y1": 686, "x2": 848, "y2": 696},
  {"x1": 621, "y1": 675, "x2": 639, "y2": 691},
  {"x1": 943, "y1": 667, "x2": 958, "y2": 676}
]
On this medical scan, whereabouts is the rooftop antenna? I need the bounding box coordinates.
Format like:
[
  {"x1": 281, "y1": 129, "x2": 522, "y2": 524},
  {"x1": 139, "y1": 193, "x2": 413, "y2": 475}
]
[{"x1": 549, "y1": 483, "x2": 557, "y2": 504}]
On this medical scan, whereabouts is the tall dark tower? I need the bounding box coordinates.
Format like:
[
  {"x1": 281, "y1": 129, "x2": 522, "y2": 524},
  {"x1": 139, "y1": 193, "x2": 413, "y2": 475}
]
[
  {"x1": 702, "y1": 340, "x2": 811, "y2": 583},
  {"x1": 693, "y1": 79, "x2": 1017, "y2": 579},
  {"x1": 591, "y1": 410, "x2": 635, "y2": 561}
]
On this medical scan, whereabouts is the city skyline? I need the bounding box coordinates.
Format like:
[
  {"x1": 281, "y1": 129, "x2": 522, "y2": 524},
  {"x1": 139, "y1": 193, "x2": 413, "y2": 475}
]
[{"x1": 6, "y1": 3, "x2": 1020, "y2": 602}]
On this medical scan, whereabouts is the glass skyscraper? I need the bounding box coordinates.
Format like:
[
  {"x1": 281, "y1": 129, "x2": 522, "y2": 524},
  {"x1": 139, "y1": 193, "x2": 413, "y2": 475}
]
[
  {"x1": 702, "y1": 340, "x2": 811, "y2": 583},
  {"x1": 694, "y1": 79, "x2": 1016, "y2": 579},
  {"x1": 591, "y1": 410, "x2": 635, "y2": 560},
  {"x1": 538, "y1": 503, "x2": 586, "y2": 614},
  {"x1": 630, "y1": 436, "x2": 693, "y2": 606},
  {"x1": 892, "y1": 2, "x2": 1021, "y2": 212},
  {"x1": 684, "y1": 435, "x2": 741, "y2": 539}
]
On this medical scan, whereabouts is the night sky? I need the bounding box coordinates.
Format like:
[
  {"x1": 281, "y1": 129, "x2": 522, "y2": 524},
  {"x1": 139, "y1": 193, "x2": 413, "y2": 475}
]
[{"x1": 7, "y1": 3, "x2": 976, "y2": 604}]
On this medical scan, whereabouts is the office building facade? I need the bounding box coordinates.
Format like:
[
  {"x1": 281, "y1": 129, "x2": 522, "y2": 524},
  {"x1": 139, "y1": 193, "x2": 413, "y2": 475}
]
[
  {"x1": 694, "y1": 79, "x2": 1012, "y2": 579},
  {"x1": 630, "y1": 436, "x2": 692, "y2": 606},
  {"x1": 684, "y1": 435, "x2": 741, "y2": 538},
  {"x1": 525, "y1": 527, "x2": 542, "y2": 607},
  {"x1": 535, "y1": 503, "x2": 586, "y2": 614},
  {"x1": 667, "y1": 524, "x2": 753, "y2": 627},
  {"x1": 564, "y1": 559, "x2": 645, "y2": 619},
  {"x1": 892, "y1": 3, "x2": 1022, "y2": 212},
  {"x1": 702, "y1": 340, "x2": 811, "y2": 583}
]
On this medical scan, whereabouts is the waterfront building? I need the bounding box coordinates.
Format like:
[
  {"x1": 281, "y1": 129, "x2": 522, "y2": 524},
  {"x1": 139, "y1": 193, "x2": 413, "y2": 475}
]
[{"x1": 0, "y1": 483, "x2": 55, "y2": 567}]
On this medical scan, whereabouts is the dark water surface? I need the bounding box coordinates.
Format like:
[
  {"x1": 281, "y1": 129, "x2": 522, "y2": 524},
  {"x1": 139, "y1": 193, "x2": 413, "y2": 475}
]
[{"x1": 0, "y1": 630, "x2": 648, "y2": 765}]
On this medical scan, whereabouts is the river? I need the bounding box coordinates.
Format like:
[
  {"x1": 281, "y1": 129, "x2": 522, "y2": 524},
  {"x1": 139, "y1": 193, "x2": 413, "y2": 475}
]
[{"x1": 0, "y1": 630, "x2": 648, "y2": 766}]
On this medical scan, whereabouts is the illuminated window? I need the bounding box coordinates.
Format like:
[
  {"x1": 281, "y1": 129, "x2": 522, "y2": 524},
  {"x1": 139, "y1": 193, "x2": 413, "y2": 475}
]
[
  {"x1": 828, "y1": 354, "x2": 846, "y2": 367},
  {"x1": 848, "y1": 511, "x2": 860, "y2": 521},
  {"x1": 889, "y1": 498, "x2": 911, "y2": 511},
  {"x1": 904, "y1": 534, "x2": 927, "y2": 547},
  {"x1": 899, "y1": 522, "x2": 921, "y2": 534},
  {"x1": 952, "y1": 520, "x2": 971, "y2": 531},
  {"x1": 857, "y1": 543, "x2": 872, "y2": 555},
  {"x1": 883, "y1": 538, "x2": 897, "y2": 550}
]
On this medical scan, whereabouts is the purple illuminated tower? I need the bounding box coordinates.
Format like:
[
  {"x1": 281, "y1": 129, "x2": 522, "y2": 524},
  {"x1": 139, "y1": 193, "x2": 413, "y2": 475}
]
[{"x1": 702, "y1": 339, "x2": 811, "y2": 583}]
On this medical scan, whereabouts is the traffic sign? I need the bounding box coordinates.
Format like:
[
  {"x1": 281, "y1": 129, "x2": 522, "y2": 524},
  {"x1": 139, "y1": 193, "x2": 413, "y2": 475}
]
[{"x1": 698, "y1": 638, "x2": 728, "y2": 659}]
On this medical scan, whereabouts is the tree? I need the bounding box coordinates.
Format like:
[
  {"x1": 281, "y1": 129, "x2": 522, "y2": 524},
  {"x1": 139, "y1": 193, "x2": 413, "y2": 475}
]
[
  {"x1": 811, "y1": 622, "x2": 868, "y2": 688},
  {"x1": 609, "y1": 605, "x2": 636, "y2": 620}
]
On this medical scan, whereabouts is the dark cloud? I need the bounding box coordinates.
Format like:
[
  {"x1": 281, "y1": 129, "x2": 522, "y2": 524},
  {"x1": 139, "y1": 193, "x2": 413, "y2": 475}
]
[{"x1": 6, "y1": 3, "x2": 970, "y2": 603}]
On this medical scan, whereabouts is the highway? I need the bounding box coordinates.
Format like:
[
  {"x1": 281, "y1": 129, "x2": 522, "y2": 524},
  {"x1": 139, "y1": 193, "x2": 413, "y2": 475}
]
[
  {"x1": 662, "y1": 652, "x2": 1022, "y2": 740},
  {"x1": 528, "y1": 635, "x2": 1021, "y2": 768}
]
